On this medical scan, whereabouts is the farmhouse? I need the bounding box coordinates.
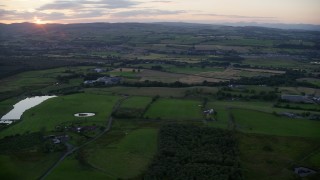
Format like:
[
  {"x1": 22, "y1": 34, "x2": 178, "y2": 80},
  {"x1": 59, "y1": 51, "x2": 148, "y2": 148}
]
[
  {"x1": 44, "y1": 134, "x2": 69, "y2": 144},
  {"x1": 279, "y1": 112, "x2": 302, "y2": 119},
  {"x1": 83, "y1": 76, "x2": 121, "y2": 85},
  {"x1": 294, "y1": 167, "x2": 317, "y2": 177},
  {"x1": 93, "y1": 68, "x2": 106, "y2": 73},
  {"x1": 84, "y1": 80, "x2": 96, "y2": 85},
  {"x1": 281, "y1": 95, "x2": 314, "y2": 104},
  {"x1": 203, "y1": 109, "x2": 214, "y2": 115},
  {"x1": 96, "y1": 76, "x2": 121, "y2": 85}
]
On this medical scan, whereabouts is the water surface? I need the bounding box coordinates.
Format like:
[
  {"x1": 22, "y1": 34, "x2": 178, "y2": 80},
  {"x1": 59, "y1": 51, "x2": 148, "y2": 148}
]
[{"x1": 1, "y1": 96, "x2": 57, "y2": 120}]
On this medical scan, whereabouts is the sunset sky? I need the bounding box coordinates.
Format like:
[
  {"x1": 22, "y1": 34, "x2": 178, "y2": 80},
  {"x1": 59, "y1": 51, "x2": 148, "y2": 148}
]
[{"x1": 1, "y1": 0, "x2": 319, "y2": 24}]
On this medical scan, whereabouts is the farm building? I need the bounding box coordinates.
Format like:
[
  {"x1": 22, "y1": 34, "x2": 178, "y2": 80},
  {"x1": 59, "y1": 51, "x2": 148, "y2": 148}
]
[
  {"x1": 93, "y1": 68, "x2": 106, "y2": 73},
  {"x1": 96, "y1": 76, "x2": 121, "y2": 85},
  {"x1": 203, "y1": 109, "x2": 215, "y2": 115},
  {"x1": 294, "y1": 167, "x2": 317, "y2": 177},
  {"x1": 84, "y1": 76, "x2": 121, "y2": 85},
  {"x1": 84, "y1": 80, "x2": 96, "y2": 85},
  {"x1": 281, "y1": 95, "x2": 314, "y2": 103}
]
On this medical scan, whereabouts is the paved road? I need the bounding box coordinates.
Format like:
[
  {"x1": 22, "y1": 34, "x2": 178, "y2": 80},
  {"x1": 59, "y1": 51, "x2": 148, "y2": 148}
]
[{"x1": 39, "y1": 96, "x2": 128, "y2": 180}]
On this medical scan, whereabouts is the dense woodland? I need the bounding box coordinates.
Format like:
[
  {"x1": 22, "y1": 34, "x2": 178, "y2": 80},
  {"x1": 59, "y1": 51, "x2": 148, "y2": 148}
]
[{"x1": 145, "y1": 124, "x2": 242, "y2": 180}]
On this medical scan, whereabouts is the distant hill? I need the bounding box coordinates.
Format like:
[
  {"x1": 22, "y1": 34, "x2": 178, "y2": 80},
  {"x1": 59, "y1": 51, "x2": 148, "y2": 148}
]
[
  {"x1": 220, "y1": 22, "x2": 320, "y2": 31},
  {"x1": 1, "y1": 22, "x2": 320, "y2": 36},
  {"x1": 154, "y1": 22, "x2": 320, "y2": 31}
]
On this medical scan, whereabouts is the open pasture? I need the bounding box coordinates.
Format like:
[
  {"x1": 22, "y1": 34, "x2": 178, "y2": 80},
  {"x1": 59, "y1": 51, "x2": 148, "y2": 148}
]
[
  {"x1": 120, "y1": 96, "x2": 152, "y2": 109},
  {"x1": 0, "y1": 66, "x2": 92, "y2": 93},
  {"x1": 86, "y1": 86, "x2": 218, "y2": 98},
  {"x1": 144, "y1": 98, "x2": 202, "y2": 120},
  {"x1": 0, "y1": 93, "x2": 119, "y2": 138},
  {"x1": 238, "y1": 133, "x2": 320, "y2": 180},
  {"x1": 298, "y1": 78, "x2": 320, "y2": 87},
  {"x1": 279, "y1": 86, "x2": 320, "y2": 96},
  {"x1": 0, "y1": 152, "x2": 61, "y2": 180},
  {"x1": 232, "y1": 109, "x2": 320, "y2": 137},
  {"x1": 85, "y1": 128, "x2": 158, "y2": 179},
  {"x1": 46, "y1": 154, "x2": 110, "y2": 180},
  {"x1": 47, "y1": 122, "x2": 158, "y2": 180}
]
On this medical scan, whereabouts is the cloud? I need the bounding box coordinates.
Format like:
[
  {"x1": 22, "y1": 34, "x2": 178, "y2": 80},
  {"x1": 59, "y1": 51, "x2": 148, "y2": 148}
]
[
  {"x1": 97, "y1": 0, "x2": 140, "y2": 9},
  {"x1": 0, "y1": 8, "x2": 109, "y2": 21},
  {"x1": 0, "y1": 9, "x2": 67, "y2": 20},
  {"x1": 113, "y1": 9, "x2": 185, "y2": 17},
  {"x1": 38, "y1": 1, "x2": 81, "y2": 10},
  {"x1": 38, "y1": 0, "x2": 140, "y2": 10},
  {"x1": 0, "y1": 9, "x2": 13, "y2": 18},
  {"x1": 72, "y1": 10, "x2": 106, "y2": 19},
  {"x1": 151, "y1": 0, "x2": 173, "y2": 3}
]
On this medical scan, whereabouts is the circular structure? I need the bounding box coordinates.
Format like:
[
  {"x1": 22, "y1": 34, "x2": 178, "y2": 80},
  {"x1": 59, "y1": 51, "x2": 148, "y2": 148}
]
[{"x1": 74, "y1": 113, "x2": 95, "y2": 117}]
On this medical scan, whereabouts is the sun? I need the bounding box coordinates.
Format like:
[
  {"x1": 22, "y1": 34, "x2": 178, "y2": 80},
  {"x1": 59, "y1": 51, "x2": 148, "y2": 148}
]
[{"x1": 34, "y1": 17, "x2": 45, "y2": 24}]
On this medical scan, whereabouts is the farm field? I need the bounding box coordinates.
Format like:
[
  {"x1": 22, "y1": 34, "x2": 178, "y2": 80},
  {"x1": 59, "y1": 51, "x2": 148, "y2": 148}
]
[
  {"x1": 120, "y1": 96, "x2": 152, "y2": 109},
  {"x1": 110, "y1": 68, "x2": 139, "y2": 78},
  {"x1": 0, "y1": 93, "x2": 119, "y2": 138},
  {"x1": 232, "y1": 109, "x2": 320, "y2": 137},
  {"x1": 242, "y1": 58, "x2": 303, "y2": 68},
  {"x1": 46, "y1": 154, "x2": 111, "y2": 180},
  {"x1": 0, "y1": 152, "x2": 61, "y2": 180},
  {"x1": 238, "y1": 133, "x2": 320, "y2": 180},
  {"x1": 144, "y1": 98, "x2": 202, "y2": 120},
  {"x1": 279, "y1": 87, "x2": 320, "y2": 96},
  {"x1": 0, "y1": 98, "x2": 19, "y2": 117},
  {"x1": 0, "y1": 66, "x2": 92, "y2": 93},
  {"x1": 298, "y1": 78, "x2": 320, "y2": 87},
  {"x1": 47, "y1": 118, "x2": 158, "y2": 180},
  {"x1": 208, "y1": 100, "x2": 320, "y2": 115},
  {"x1": 137, "y1": 69, "x2": 185, "y2": 83},
  {"x1": 85, "y1": 128, "x2": 158, "y2": 179},
  {"x1": 0, "y1": 22, "x2": 320, "y2": 180},
  {"x1": 86, "y1": 86, "x2": 219, "y2": 98}
]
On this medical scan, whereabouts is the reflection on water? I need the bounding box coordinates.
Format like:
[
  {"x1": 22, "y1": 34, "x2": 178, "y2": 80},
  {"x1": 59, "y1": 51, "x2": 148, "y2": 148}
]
[
  {"x1": 74, "y1": 113, "x2": 96, "y2": 117},
  {"x1": 1, "y1": 96, "x2": 57, "y2": 120}
]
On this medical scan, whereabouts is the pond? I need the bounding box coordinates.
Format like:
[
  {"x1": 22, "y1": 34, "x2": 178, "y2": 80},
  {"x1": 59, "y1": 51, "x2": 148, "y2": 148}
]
[
  {"x1": 1, "y1": 96, "x2": 57, "y2": 120},
  {"x1": 74, "y1": 113, "x2": 96, "y2": 117}
]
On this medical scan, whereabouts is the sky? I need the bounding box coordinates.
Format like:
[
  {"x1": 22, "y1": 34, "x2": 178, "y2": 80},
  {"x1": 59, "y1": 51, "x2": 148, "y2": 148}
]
[{"x1": 0, "y1": 0, "x2": 319, "y2": 25}]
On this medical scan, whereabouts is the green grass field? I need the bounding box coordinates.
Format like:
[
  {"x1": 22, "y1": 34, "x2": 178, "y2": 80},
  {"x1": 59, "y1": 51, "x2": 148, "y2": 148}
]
[
  {"x1": 208, "y1": 100, "x2": 320, "y2": 115},
  {"x1": 46, "y1": 154, "x2": 111, "y2": 180},
  {"x1": 120, "y1": 96, "x2": 152, "y2": 109},
  {"x1": 110, "y1": 71, "x2": 137, "y2": 78},
  {"x1": 166, "y1": 66, "x2": 224, "y2": 74},
  {"x1": 0, "y1": 98, "x2": 20, "y2": 117},
  {"x1": 131, "y1": 63, "x2": 224, "y2": 74},
  {"x1": 243, "y1": 58, "x2": 302, "y2": 68},
  {"x1": 232, "y1": 109, "x2": 320, "y2": 137},
  {"x1": 0, "y1": 93, "x2": 119, "y2": 138},
  {"x1": 85, "y1": 128, "x2": 158, "y2": 179},
  {"x1": 279, "y1": 87, "x2": 320, "y2": 96},
  {"x1": 86, "y1": 87, "x2": 186, "y2": 97},
  {"x1": 47, "y1": 125, "x2": 158, "y2": 180},
  {"x1": 0, "y1": 66, "x2": 92, "y2": 93},
  {"x1": 238, "y1": 133, "x2": 320, "y2": 180},
  {"x1": 144, "y1": 98, "x2": 202, "y2": 120},
  {"x1": 0, "y1": 152, "x2": 61, "y2": 180},
  {"x1": 298, "y1": 78, "x2": 320, "y2": 87},
  {"x1": 304, "y1": 151, "x2": 320, "y2": 168},
  {"x1": 208, "y1": 38, "x2": 274, "y2": 47}
]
